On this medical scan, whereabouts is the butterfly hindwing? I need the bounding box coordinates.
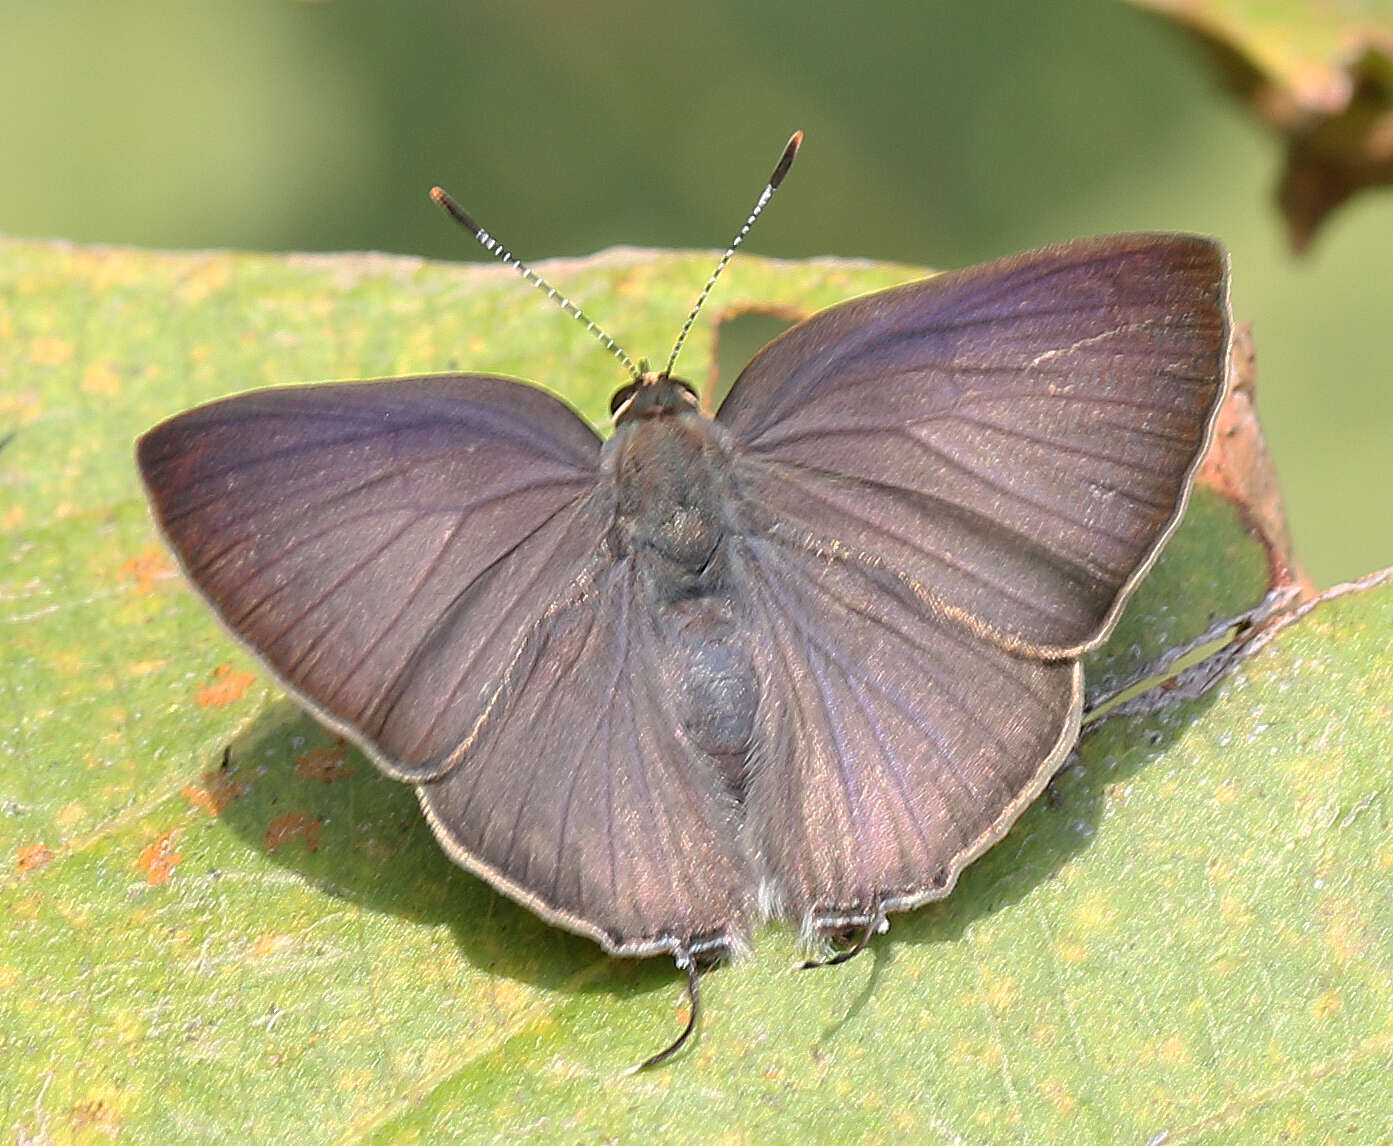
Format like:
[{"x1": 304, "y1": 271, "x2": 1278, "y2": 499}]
[
  {"x1": 739, "y1": 526, "x2": 1081, "y2": 938},
  {"x1": 418, "y1": 556, "x2": 755, "y2": 957}
]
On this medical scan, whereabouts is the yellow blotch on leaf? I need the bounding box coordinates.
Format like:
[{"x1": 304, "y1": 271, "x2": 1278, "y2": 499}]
[
  {"x1": 251, "y1": 932, "x2": 297, "y2": 960},
  {"x1": 11, "y1": 895, "x2": 41, "y2": 920},
  {"x1": 1159, "y1": 1035, "x2": 1190, "y2": 1065},
  {"x1": 68, "y1": 248, "x2": 143, "y2": 289},
  {"x1": 1056, "y1": 939, "x2": 1088, "y2": 965},
  {"x1": 1219, "y1": 893, "x2": 1256, "y2": 928},
  {"x1": 1071, "y1": 890, "x2": 1118, "y2": 933},
  {"x1": 0, "y1": 387, "x2": 42, "y2": 426},
  {"x1": 402, "y1": 324, "x2": 438, "y2": 365},
  {"x1": 1212, "y1": 954, "x2": 1241, "y2": 977},
  {"x1": 335, "y1": 1068, "x2": 378, "y2": 1095},
  {"x1": 979, "y1": 968, "x2": 1018, "y2": 1011},
  {"x1": 28, "y1": 335, "x2": 73, "y2": 365},
  {"x1": 1310, "y1": 991, "x2": 1342, "y2": 1023},
  {"x1": 177, "y1": 257, "x2": 233, "y2": 304},
  {"x1": 1039, "y1": 1080, "x2": 1075, "y2": 1115},
  {"x1": 949, "y1": 1035, "x2": 986, "y2": 1068},
  {"x1": 1325, "y1": 908, "x2": 1369, "y2": 964},
  {"x1": 81, "y1": 360, "x2": 122, "y2": 396},
  {"x1": 1207, "y1": 857, "x2": 1235, "y2": 884}
]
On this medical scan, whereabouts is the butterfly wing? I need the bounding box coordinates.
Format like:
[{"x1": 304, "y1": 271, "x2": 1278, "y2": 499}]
[
  {"x1": 137, "y1": 376, "x2": 610, "y2": 781},
  {"x1": 720, "y1": 235, "x2": 1226, "y2": 934},
  {"x1": 718, "y1": 234, "x2": 1230, "y2": 656},
  {"x1": 739, "y1": 527, "x2": 1080, "y2": 937},
  {"x1": 418, "y1": 556, "x2": 754, "y2": 957},
  {"x1": 140, "y1": 375, "x2": 752, "y2": 956}
]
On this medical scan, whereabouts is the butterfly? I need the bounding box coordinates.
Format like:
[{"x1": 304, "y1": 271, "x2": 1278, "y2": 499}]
[{"x1": 137, "y1": 133, "x2": 1230, "y2": 1066}]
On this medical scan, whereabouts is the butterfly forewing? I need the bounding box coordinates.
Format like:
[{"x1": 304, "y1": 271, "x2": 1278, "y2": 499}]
[
  {"x1": 718, "y1": 235, "x2": 1229, "y2": 656},
  {"x1": 138, "y1": 376, "x2": 607, "y2": 780}
]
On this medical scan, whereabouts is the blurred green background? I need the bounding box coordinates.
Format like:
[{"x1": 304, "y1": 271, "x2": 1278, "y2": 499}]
[{"x1": 4, "y1": 0, "x2": 1390, "y2": 586}]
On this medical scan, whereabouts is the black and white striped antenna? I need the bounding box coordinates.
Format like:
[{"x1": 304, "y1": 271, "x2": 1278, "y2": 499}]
[
  {"x1": 430, "y1": 185, "x2": 643, "y2": 381},
  {"x1": 430, "y1": 128, "x2": 803, "y2": 389},
  {"x1": 663, "y1": 130, "x2": 803, "y2": 379}
]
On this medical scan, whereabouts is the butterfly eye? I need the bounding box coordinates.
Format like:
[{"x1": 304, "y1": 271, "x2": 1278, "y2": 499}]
[{"x1": 610, "y1": 381, "x2": 642, "y2": 416}]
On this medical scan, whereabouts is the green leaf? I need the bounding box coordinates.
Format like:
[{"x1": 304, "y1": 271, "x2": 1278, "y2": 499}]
[{"x1": 3, "y1": 238, "x2": 1387, "y2": 1143}]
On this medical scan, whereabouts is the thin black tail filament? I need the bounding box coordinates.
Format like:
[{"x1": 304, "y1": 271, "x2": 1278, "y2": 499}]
[{"x1": 628, "y1": 961, "x2": 702, "y2": 1073}]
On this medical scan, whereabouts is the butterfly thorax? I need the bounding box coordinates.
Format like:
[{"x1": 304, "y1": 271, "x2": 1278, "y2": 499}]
[
  {"x1": 608, "y1": 378, "x2": 737, "y2": 586},
  {"x1": 606, "y1": 379, "x2": 757, "y2": 793}
]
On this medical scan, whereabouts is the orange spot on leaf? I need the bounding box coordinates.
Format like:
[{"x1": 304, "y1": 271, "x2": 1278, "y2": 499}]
[
  {"x1": 264, "y1": 812, "x2": 321, "y2": 853},
  {"x1": 195, "y1": 664, "x2": 256, "y2": 708},
  {"x1": 139, "y1": 829, "x2": 183, "y2": 885},
  {"x1": 119, "y1": 548, "x2": 173, "y2": 594},
  {"x1": 71, "y1": 1099, "x2": 122, "y2": 1134},
  {"x1": 15, "y1": 843, "x2": 55, "y2": 872},
  {"x1": 294, "y1": 744, "x2": 351, "y2": 783},
  {"x1": 182, "y1": 766, "x2": 248, "y2": 816}
]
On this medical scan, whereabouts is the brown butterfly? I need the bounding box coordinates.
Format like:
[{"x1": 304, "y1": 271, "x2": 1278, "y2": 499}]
[{"x1": 138, "y1": 133, "x2": 1229, "y2": 1066}]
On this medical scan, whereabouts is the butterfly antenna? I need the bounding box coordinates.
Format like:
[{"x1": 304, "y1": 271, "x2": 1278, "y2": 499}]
[
  {"x1": 662, "y1": 129, "x2": 804, "y2": 380},
  {"x1": 623, "y1": 959, "x2": 702, "y2": 1075},
  {"x1": 430, "y1": 185, "x2": 642, "y2": 381}
]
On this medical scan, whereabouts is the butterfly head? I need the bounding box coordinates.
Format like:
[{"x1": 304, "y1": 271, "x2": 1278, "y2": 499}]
[{"x1": 610, "y1": 372, "x2": 700, "y2": 425}]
